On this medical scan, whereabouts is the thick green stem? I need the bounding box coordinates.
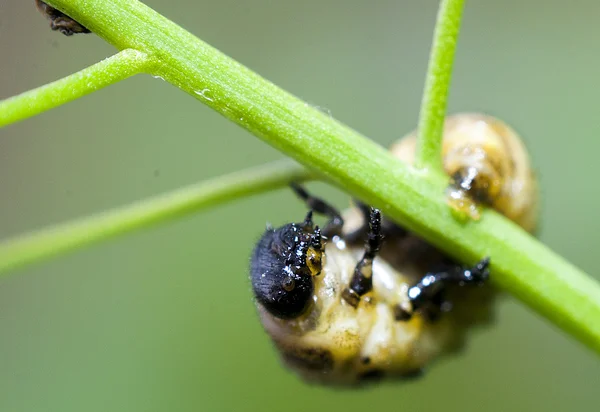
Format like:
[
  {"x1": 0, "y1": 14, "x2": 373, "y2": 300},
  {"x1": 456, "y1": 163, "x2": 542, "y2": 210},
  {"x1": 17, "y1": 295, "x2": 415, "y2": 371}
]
[
  {"x1": 415, "y1": 0, "x2": 465, "y2": 174},
  {"x1": 0, "y1": 49, "x2": 151, "y2": 128},
  {"x1": 0, "y1": 160, "x2": 310, "y2": 275},
  {"x1": 15, "y1": 0, "x2": 600, "y2": 355}
]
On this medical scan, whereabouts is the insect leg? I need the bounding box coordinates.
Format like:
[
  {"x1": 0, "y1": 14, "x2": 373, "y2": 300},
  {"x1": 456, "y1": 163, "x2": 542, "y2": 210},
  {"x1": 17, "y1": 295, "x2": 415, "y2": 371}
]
[
  {"x1": 342, "y1": 208, "x2": 383, "y2": 307},
  {"x1": 394, "y1": 257, "x2": 490, "y2": 321},
  {"x1": 290, "y1": 183, "x2": 344, "y2": 236},
  {"x1": 345, "y1": 199, "x2": 409, "y2": 244}
]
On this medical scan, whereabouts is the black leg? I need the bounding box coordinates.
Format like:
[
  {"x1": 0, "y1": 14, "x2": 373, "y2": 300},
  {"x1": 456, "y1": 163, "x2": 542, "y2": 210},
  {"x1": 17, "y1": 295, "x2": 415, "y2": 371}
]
[
  {"x1": 301, "y1": 210, "x2": 314, "y2": 229},
  {"x1": 342, "y1": 208, "x2": 384, "y2": 307},
  {"x1": 346, "y1": 199, "x2": 409, "y2": 245},
  {"x1": 291, "y1": 183, "x2": 344, "y2": 236},
  {"x1": 394, "y1": 257, "x2": 490, "y2": 321}
]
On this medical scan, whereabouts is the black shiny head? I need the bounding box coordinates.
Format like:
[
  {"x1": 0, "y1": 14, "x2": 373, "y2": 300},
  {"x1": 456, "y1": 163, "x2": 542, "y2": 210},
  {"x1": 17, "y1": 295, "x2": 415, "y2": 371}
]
[{"x1": 251, "y1": 212, "x2": 323, "y2": 319}]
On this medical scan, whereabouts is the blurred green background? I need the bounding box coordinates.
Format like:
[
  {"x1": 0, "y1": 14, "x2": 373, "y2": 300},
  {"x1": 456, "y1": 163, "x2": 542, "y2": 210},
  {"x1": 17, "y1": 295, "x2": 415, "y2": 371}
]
[{"x1": 1, "y1": 0, "x2": 599, "y2": 411}]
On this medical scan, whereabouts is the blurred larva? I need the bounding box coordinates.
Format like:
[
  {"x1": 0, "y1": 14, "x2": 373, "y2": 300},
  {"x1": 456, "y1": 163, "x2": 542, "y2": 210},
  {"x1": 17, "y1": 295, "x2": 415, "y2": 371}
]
[{"x1": 35, "y1": 0, "x2": 90, "y2": 36}]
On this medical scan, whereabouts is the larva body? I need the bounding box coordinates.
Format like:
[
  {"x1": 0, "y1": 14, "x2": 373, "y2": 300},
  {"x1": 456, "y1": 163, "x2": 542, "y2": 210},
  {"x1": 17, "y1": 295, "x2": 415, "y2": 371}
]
[
  {"x1": 251, "y1": 113, "x2": 538, "y2": 385},
  {"x1": 392, "y1": 113, "x2": 538, "y2": 232}
]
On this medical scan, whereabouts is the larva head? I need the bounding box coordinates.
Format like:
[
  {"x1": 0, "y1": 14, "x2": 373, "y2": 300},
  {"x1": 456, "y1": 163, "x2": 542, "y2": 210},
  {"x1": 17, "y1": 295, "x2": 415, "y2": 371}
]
[
  {"x1": 391, "y1": 113, "x2": 538, "y2": 233},
  {"x1": 250, "y1": 213, "x2": 324, "y2": 319}
]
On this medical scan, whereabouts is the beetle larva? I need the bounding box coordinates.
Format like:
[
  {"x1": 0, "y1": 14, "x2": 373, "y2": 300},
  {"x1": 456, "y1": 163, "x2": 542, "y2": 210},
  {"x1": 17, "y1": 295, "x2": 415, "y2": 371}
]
[
  {"x1": 35, "y1": 0, "x2": 91, "y2": 36},
  {"x1": 391, "y1": 113, "x2": 538, "y2": 232},
  {"x1": 250, "y1": 113, "x2": 538, "y2": 385}
]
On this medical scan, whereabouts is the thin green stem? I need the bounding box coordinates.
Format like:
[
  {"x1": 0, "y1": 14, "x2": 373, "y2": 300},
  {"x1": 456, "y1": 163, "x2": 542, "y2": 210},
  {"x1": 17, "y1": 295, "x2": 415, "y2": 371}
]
[
  {"x1": 415, "y1": 0, "x2": 465, "y2": 174},
  {"x1": 0, "y1": 49, "x2": 152, "y2": 128},
  {"x1": 22, "y1": 0, "x2": 600, "y2": 355},
  {"x1": 0, "y1": 160, "x2": 311, "y2": 275}
]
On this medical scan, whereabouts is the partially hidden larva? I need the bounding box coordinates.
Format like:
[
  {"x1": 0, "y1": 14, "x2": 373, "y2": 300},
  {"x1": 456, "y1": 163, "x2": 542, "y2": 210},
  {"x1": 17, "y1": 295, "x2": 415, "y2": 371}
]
[
  {"x1": 35, "y1": 0, "x2": 90, "y2": 36},
  {"x1": 250, "y1": 113, "x2": 538, "y2": 385}
]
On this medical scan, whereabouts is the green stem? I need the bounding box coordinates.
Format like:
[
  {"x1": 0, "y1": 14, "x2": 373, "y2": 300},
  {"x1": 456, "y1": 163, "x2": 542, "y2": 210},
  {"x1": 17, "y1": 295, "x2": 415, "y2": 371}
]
[
  {"x1": 0, "y1": 160, "x2": 310, "y2": 275},
  {"x1": 23, "y1": 0, "x2": 600, "y2": 355},
  {"x1": 415, "y1": 0, "x2": 465, "y2": 174},
  {"x1": 0, "y1": 49, "x2": 151, "y2": 128}
]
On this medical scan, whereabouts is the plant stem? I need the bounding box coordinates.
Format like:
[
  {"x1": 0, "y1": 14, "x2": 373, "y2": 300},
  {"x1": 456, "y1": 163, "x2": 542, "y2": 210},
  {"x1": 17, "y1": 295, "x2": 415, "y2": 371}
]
[
  {"x1": 0, "y1": 49, "x2": 151, "y2": 128},
  {"x1": 27, "y1": 0, "x2": 600, "y2": 355},
  {"x1": 0, "y1": 160, "x2": 310, "y2": 275},
  {"x1": 415, "y1": 0, "x2": 465, "y2": 174}
]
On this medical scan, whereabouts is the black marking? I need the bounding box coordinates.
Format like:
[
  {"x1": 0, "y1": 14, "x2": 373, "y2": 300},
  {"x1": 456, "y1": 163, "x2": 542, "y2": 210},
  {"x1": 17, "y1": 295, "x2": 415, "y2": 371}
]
[
  {"x1": 358, "y1": 369, "x2": 385, "y2": 382},
  {"x1": 393, "y1": 304, "x2": 413, "y2": 321},
  {"x1": 282, "y1": 347, "x2": 334, "y2": 372},
  {"x1": 451, "y1": 168, "x2": 494, "y2": 205}
]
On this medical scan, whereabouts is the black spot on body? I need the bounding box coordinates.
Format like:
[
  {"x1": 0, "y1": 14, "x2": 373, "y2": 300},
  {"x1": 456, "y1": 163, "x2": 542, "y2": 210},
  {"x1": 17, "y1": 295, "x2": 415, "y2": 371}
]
[
  {"x1": 282, "y1": 347, "x2": 334, "y2": 372},
  {"x1": 393, "y1": 305, "x2": 413, "y2": 321},
  {"x1": 358, "y1": 369, "x2": 385, "y2": 382}
]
